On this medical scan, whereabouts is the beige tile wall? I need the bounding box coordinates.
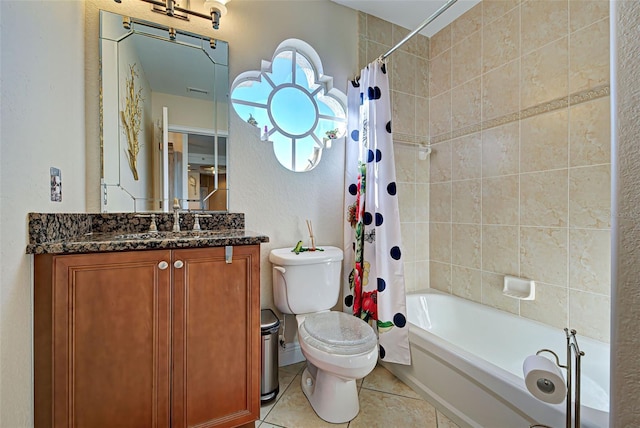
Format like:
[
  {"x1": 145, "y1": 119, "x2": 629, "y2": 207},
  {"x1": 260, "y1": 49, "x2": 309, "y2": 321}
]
[
  {"x1": 357, "y1": 13, "x2": 431, "y2": 294},
  {"x1": 428, "y1": 0, "x2": 611, "y2": 342}
]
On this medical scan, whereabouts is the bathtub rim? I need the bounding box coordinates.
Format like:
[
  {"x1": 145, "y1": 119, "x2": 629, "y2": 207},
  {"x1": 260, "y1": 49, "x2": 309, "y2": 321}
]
[{"x1": 399, "y1": 288, "x2": 609, "y2": 428}]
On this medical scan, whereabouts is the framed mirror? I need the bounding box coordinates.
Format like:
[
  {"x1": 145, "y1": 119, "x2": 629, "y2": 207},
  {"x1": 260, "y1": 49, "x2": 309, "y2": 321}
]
[{"x1": 100, "y1": 10, "x2": 229, "y2": 212}]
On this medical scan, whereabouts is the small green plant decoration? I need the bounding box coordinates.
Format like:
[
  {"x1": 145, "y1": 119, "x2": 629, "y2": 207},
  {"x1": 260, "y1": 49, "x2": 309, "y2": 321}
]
[
  {"x1": 121, "y1": 64, "x2": 143, "y2": 180},
  {"x1": 325, "y1": 128, "x2": 339, "y2": 139}
]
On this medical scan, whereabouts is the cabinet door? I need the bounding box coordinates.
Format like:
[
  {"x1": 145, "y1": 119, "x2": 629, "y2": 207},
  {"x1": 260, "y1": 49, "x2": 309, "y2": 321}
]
[
  {"x1": 35, "y1": 250, "x2": 172, "y2": 428},
  {"x1": 172, "y1": 245, "x2": 260, "y2": 428}
]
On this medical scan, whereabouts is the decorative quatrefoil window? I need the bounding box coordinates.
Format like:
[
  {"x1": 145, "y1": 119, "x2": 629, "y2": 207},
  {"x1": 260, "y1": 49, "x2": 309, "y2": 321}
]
[{"x1": 231, "y1": 39, "x2": 347, "y2": 172}]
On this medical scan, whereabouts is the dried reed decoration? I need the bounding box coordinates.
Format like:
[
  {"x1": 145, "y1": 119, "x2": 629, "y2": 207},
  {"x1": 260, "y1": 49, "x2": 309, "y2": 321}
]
[
  {"x1": 120, "y1": 64, "x2": 143, "y2": 181},
  {"x1": 306, "y1": 219, "x2": 316, "y2": 250}
]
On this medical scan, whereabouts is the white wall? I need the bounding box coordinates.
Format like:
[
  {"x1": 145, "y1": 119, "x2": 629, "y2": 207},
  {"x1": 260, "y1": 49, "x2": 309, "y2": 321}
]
[
  {"x1": 0, "y1": 1, "x2": 86, "y2": 427},
  {"x1": 611, "y1": 1, "x2": 640, "y2": 425},
  {"x1": 1, "y1": 0, "x2": 357, "y2": 425},
  {"x1": 151, "y1": 92, "x2": 215, "y2": 131}
]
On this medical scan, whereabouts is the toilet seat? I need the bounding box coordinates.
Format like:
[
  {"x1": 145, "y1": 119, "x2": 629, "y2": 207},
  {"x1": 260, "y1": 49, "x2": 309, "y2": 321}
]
[{"x1": 298, "y1": 312, "x2": 377, "y2": 356}]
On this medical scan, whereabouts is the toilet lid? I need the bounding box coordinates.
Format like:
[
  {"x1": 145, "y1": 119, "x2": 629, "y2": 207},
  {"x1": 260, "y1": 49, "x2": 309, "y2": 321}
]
[{"x1": 299, "y1": 312, "x2": 377, "y2": 356}]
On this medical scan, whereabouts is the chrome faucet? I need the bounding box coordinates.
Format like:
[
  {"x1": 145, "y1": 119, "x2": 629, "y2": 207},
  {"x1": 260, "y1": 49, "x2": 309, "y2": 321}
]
[
  {"x1": 173, "y1": 209, "x2": 182, "y2": 232},
  {"x1": 135, "y1": 213, "x2": 158, "y2": 233},
  {"x1": 193, "y1": 213, "x2": 212, "y2": 231}
]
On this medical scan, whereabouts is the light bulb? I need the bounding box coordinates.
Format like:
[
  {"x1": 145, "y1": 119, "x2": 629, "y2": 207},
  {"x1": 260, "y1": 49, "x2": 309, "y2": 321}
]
[
  {"x1": 203, "y1": 0, "x2": 228, "y2": 29},
  {"x1": 204, "y1": 0, "x2": 228, "y2": 16}
]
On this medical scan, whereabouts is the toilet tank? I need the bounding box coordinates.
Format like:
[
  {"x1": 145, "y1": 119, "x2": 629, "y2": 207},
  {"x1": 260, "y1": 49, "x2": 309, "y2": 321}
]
[{"x1": 269, "y1": 246, "x2": 343, "y2": 314}]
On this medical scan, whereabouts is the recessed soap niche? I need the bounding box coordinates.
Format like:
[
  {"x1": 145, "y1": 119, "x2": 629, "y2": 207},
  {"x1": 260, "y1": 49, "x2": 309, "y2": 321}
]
[{"x1": 503, "y1": 275, "x2": 535, "y2": 300}]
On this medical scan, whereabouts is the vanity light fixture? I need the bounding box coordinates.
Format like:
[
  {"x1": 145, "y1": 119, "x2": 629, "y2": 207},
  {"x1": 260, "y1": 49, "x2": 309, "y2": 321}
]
[
  {"x1": 120, "y1": 15, "x2": 219, "y2": 49},
  {"x1": 136, "y1": 0, "x2": 231, "y2": 30}
]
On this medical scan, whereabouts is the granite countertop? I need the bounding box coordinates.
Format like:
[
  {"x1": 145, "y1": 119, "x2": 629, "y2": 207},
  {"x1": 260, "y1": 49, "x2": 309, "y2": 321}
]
[{"x1": 26, "y1": 212, "x2": 269, "y2": 255}]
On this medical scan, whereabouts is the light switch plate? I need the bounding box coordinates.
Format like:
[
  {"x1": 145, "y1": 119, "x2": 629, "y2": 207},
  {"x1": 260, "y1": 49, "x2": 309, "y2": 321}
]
[{"x1": 50, "y1": 167, "x2": 62, "y2": 202}]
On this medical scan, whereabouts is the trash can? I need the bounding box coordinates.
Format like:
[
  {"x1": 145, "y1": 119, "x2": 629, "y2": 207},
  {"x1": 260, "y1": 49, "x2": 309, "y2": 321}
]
[{"x1": 260, "y1": 309, "x2": 280, "y2": 403}]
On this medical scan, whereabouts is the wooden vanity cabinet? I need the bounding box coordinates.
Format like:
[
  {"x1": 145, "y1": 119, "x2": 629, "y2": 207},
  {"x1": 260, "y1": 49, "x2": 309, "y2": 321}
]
[
  {"x1": 171, "y1": 246, "x2": 260, "y2": 428},
  {"x1": 34, "y1": 245, "x2": 260, "y2": 428}
]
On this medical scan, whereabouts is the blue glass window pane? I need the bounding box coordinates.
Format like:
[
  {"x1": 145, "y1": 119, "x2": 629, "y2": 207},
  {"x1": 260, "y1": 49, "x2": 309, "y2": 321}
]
[
  {"x1": 232, "y1": 79, "x2": 273, "y2": 104},
  {"x1": 270, "y1": 55, "x2": 293, "y2": 85},
  {"x1": 232, "y1": 104, "x2": 271, "y2": 130},
  {"x1": 317, "y1": 98, "x2": 334, "y2": 116},
  {"x1": 270, "y1": 87, "x2": 317, "y2": 137},
  {"x1": 272, "y1": 133, "x2": 293, "y2": 171},
  {"x1": 316, "y1": 118, "x2": 345, "y2": 139},
  {"x1": 294, "y1": 136, "x2": 321, "y2": 172},
  {"x1": 317, "y1": 94, "x2": 346, "y2": 119},
  {"x1": 294, "y1": 54, "x2": 317, "y2": 91}
]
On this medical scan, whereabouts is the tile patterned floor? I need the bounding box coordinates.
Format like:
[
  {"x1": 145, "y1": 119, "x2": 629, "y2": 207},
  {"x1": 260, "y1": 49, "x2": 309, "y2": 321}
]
[{"x1": 258, "y1": 362, "x2": 460, "y2": 428}]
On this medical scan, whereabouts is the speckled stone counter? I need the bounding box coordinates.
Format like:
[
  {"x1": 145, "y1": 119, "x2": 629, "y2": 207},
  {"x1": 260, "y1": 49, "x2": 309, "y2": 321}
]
[{"x1": 26, "y1": 212, "x2": 269, "y2": 255}]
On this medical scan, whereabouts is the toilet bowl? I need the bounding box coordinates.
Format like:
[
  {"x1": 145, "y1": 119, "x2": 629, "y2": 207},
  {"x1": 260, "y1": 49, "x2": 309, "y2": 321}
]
[
  {"x1": 297, "y1": 311, "x2": 377, "y2": 423},
  {"x1": 269, "y1": 247, "x2": 378, "y2": 423}
]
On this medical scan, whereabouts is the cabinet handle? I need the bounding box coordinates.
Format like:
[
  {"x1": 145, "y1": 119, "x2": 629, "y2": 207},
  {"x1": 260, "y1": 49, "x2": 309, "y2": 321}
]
[
  {"x1": 158, "y1": 261, "x2": 169, "y2": 270},
  {"x1": 174, "y1": 260, "x2": 184, "y2": 269}
]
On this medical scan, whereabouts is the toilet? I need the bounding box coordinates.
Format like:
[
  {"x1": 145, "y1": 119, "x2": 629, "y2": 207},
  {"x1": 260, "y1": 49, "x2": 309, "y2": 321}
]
[{"x1": 269, "y1": 246, "x2": 378, "y2": 423}]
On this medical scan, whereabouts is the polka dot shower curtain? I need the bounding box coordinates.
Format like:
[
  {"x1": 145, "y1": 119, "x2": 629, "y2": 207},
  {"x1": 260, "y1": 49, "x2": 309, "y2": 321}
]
[{"x1": 343, "y1": 60, "x2": 411, "y2": 365}]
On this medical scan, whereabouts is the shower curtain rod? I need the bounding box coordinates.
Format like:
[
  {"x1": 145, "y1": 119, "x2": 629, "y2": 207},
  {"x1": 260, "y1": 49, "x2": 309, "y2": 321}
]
[
  {"x1": 379, "y1": 0, "x2": 458, "y2": 61},
  {"x1": 353, "y1": 0, "x2": 458, "y2": 81}
]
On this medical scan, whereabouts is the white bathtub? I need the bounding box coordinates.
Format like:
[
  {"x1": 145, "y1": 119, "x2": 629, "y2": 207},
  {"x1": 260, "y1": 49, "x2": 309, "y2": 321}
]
[{"x1": 381, "y1": 289, "x2": 609, "y2": 428}]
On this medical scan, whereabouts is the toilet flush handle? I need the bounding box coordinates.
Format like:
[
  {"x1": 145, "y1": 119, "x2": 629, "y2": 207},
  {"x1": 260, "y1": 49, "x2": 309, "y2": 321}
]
[{"x1": 273, "y1": 266, "x2": 286, "y2": 274}]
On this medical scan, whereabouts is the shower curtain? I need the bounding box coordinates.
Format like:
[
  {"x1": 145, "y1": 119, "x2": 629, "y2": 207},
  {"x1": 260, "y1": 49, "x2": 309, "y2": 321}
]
[{"x1": 343, "y1": 60, "x2": 410, "y2": 365}]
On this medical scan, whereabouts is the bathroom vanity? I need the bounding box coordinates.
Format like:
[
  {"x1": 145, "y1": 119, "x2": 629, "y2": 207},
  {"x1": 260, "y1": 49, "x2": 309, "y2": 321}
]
[{"x1": 28, "y1": 213, "x2": 268, "y2": 428}]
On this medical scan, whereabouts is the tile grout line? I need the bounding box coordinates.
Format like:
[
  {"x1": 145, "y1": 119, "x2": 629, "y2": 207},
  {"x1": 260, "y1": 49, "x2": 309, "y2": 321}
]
[
  {"x1": 359, "y1": 385, "x2": 433, "y2": 402},
  {"x1": 259, "y1": 365, "x2": 303, "y2": 426}
]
